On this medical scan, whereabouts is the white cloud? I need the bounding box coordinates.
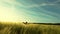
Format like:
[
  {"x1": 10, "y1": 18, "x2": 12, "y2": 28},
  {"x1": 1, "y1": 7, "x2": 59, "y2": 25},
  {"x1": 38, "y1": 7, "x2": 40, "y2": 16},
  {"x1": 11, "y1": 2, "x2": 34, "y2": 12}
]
[
  {"x1": 26, "y1": 3, "x2": 56, "y2": 8},
  {"x1": 0, "y1": 0, "x2": 21, "y2": 22},
  {"x1": 0, "y1": 0, "x2": 29, "y2": 22},
  {"x1": 0, "y1": 0, "x2": 25, "y2": 7},
  {"x1": 51, "y1": 0, "x2": 60, "y2": 4}
]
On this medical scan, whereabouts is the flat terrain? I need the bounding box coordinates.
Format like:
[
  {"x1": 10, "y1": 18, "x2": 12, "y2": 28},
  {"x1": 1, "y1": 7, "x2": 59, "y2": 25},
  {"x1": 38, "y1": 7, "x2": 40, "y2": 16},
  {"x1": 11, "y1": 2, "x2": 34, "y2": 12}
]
[{"x1": 0, "y1": 22, "x2": 60, "y2": 34}]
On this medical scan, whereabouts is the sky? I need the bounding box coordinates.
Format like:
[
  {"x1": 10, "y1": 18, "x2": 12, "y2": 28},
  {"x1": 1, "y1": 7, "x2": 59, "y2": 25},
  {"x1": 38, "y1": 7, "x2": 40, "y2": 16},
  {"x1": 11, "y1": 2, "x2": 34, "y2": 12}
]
[{"x1": 0, "y1": 0, "x2": 60, "y2": 23}]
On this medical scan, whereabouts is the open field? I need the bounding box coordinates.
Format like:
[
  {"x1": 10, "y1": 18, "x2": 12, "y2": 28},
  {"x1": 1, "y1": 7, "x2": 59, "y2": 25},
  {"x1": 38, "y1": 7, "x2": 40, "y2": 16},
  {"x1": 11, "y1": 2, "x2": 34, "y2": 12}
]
[{"x1": 0, "y1": 22, "x2": 60, "y2": 34}]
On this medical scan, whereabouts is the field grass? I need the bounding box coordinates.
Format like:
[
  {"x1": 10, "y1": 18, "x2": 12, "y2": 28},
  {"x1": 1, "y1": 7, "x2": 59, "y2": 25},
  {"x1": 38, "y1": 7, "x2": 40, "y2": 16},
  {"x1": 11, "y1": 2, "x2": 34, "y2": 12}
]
[{"x1": 0, "y1": 22, "x2": 60, "y2": 34}]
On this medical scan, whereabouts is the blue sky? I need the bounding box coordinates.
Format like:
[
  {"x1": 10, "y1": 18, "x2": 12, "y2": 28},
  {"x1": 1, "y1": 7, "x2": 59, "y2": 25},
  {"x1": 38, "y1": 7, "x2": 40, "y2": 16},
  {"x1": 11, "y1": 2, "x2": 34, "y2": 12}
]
[{"x1": 0, "y1": 0, "x2": 60, "y2": 23}]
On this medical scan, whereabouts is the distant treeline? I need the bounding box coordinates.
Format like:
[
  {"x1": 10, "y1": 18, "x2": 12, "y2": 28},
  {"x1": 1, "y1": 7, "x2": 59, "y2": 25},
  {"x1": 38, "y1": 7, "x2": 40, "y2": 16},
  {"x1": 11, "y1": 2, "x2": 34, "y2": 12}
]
[{"x1": 32, "y1": 23, "x2": 60, "y2": 25}]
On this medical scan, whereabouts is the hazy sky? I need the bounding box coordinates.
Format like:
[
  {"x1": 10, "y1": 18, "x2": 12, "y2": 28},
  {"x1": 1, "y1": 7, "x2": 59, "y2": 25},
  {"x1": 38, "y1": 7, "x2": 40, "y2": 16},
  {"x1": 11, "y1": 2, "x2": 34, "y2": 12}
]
[{"x1": 0, "y1": 0, "x2": 60, "y2": 23}]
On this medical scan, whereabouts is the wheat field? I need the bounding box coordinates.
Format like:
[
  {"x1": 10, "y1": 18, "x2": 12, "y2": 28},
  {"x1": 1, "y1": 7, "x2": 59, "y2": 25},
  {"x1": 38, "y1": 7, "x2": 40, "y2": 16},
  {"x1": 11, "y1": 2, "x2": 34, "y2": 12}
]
[{"x1": 0, "y1": 22, "x2": 60, "y2": 34}]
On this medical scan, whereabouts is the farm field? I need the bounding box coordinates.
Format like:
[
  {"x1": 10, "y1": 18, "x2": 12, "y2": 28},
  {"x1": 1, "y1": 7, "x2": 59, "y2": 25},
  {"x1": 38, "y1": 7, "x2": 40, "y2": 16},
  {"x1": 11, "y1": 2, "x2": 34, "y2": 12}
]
[{"x1": 0, "y1": 22, "x2": 60, "y2": 34}]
